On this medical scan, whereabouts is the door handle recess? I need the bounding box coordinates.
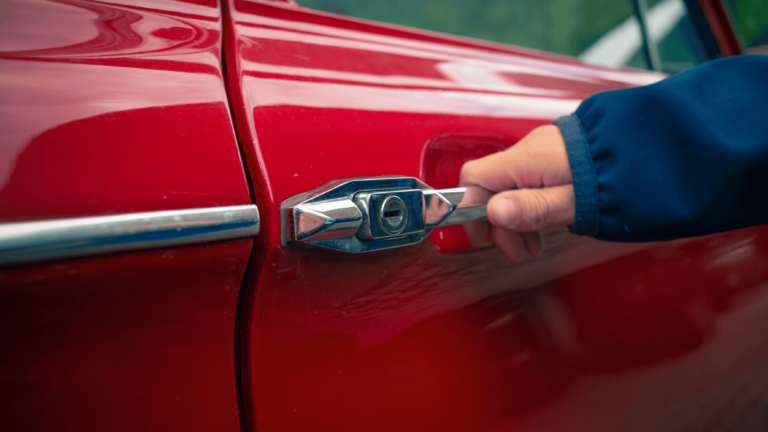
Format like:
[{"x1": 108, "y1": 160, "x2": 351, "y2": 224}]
[{"x1": 281, "y1": 177, "x2": 487, "y2": 253}]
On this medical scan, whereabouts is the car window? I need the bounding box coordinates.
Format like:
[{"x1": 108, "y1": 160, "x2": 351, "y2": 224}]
[
  {"x1": 297, "y1": 0, "x2": 649, "y2": 69},
  {"x1": 647, "y1": 0, "x2": 719, "y2": 73},
  {"x1": 724, "y1": 0, "x2": 768, "y2": 52}
]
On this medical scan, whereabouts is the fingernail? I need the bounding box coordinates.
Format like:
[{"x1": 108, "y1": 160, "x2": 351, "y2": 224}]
[{"x1": 492, "y1": 198, "x2": 517, "y2": 228}]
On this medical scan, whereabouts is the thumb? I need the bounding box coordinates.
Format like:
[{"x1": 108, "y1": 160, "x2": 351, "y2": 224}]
[{"x1": 488, "y1": 185, "x2": 575, "y2": 232}]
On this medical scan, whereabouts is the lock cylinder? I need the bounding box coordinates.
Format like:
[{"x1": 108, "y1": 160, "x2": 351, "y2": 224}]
[
  {"x1": 353, "y1": 189, "x2": 426, "y2": 240},
  {"x1": 379, "y1": 195, "x2": 407, "y2": 235}
]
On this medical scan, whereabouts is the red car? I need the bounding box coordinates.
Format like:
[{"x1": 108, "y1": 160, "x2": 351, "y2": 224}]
[{"x1": 1, "y1": 0, "x2": 766, "y2": 431}]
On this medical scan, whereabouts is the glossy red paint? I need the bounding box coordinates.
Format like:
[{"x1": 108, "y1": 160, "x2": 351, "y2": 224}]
[
  {"x1": 246, "y1": 230, "x2": 768, "y2": 432},
  {"x1": 697, "y1": 0, "x2": 744, "y2": 56},
  {"x1": 0, "y1": 239, "x2": 252, "y2": 431},
  {"x1": 224, "y1": 1, "x2": 768, "y2": 431},
  {"x1": 0, "y1": 1, "x2": 257, "y2": 431},
  {"x1": 0, "y1": 0, "x2": 251, "y2": 223}
]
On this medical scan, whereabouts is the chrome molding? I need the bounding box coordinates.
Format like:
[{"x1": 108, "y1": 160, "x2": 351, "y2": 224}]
[
  {"x1": 0, "y1": 205, "x2": 260, "y2": 267},
  {"x1": 282, "y1": 177, "x2": 487, "y2": 253}
]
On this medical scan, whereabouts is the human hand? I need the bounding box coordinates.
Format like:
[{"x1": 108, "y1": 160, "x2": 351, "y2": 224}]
[{"x1": 459, "y1": 125, "x2": 576, "y2": 262}]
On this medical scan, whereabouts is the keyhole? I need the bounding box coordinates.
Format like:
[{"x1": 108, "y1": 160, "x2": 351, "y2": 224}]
[{"x1": 379, "y1": 195, "x2": 408, "y2": 235}]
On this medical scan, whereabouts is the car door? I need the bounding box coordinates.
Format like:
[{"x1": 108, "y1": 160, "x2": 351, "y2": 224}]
[
  {"x1": 224, "y1": 1, "x2": 768, "y2": 431},
  {"x1": 0, "y1": 1, "x2": 255, "y2": 430}
]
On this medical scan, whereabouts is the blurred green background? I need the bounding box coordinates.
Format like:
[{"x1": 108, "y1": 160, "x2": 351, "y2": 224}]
[
  {"x1": 297, "y1": 0, "x2": 767, "y2": 72},
  {"x1": 726, "y1": 0, "x2": 768, "y2": 48},
  {"x1": 297, "y1": 0, "x2": 637, "y2": 58}
]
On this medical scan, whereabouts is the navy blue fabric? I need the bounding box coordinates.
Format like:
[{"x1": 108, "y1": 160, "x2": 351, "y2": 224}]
[
  {"x1": 555, "y1": 55, "x2": 768, "y2": 242},
  {"x1": 554, "y1": 114, "x2": 600, "y2": 237}
]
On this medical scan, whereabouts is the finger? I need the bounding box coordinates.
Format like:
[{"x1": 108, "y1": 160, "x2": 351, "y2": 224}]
[
  {"x1": 490, "y1": 227, "x2": 525, "y2": 263},
  {"x1": 488, "y1": 185, "x2": 575, "y2": 232},
  {"x1": 462, "y1": 220, "x2": 491, "y2": 248},
  {"x1": 520, "y1": 231, "x2": 543, "y2": 257},
  {"x1": 459, "y1": 125, "x2": 571, "y2": 191},
  {"x1": 458, "y1": 185, "x2": 494, "y2": 207}
]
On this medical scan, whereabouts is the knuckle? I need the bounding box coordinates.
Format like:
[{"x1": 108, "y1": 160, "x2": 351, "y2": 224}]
[{"x1": 519, "y1": 190, "x2": 550, "y2": 230}]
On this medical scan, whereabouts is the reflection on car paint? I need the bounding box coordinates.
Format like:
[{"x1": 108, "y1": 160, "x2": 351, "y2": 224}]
[{"x1": 0, "y1": 0, "x2": 250, "y2": 222}]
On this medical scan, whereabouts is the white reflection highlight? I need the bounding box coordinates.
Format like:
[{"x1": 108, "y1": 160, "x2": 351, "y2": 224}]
[
  {"x1": 105, "y1": 0, "x2": 220, "y2": 19},
  {"x1": 0, "y1": 60, "x2": 226, "y2": 188},
  {"x1": 242, "y1": 59, "x2": 570, "y2": 97},
  {"x1": 245, "y1": 76, "x2": 581, "y2": 118},
  {"x1": 238, "y1": 14, "x2": 664, "y2": 86},
  {"x1": 0, "y1": 0, "x2": 99, "y2": 52}
]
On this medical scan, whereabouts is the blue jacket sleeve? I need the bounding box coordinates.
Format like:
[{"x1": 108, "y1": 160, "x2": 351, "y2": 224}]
[{"x1": 554, "y1": 55, "x2": 768, "y2": 242}]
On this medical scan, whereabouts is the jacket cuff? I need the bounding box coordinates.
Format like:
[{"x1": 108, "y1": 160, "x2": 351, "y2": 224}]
[{"x1": 553, "y1": 114, "x2": 599, "y2": 237}]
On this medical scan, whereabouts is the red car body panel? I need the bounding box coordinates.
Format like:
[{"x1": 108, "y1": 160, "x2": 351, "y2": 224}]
[
  {"x1": 224, "y1": 1, "x2": 768, "y2": 431},
  {"x1": 0, "y1": 0, "x2": 254, "y2": 430},
  {"x1": 0, "y1": 0, "x2": 251, "y2": 222},
  {"x1": 0, "y1": 239, "x2": 252, "y2": 431}
]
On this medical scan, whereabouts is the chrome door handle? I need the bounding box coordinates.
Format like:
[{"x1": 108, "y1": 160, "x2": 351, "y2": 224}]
[{"x1": 282, "y1": 177, "x2": 487, "y2": 253}]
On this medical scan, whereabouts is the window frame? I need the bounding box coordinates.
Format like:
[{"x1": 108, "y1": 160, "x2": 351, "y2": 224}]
[{"x1": 632, "y1": 0, "x2": 723, "y2": 72}]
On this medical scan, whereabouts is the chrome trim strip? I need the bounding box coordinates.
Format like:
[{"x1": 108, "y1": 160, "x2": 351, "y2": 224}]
[{"x1": 0, "y1": 205, "x2": 260, "y2": 267}]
